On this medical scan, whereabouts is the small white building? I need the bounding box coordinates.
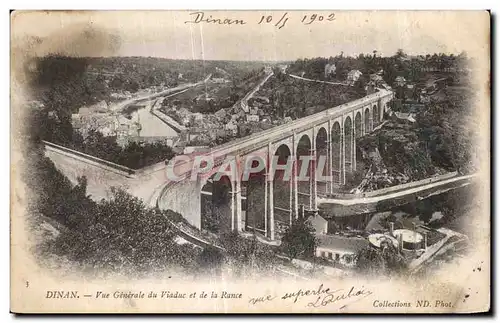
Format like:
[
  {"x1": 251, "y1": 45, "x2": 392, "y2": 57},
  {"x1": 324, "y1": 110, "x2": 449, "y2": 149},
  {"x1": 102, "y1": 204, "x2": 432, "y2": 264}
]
[
  {"x1": 225, "y1": 121, "x2": 238, "y2": 135},
  {"x1": 393, "y1": 112, "x2": 416, "y2": 123},
  {"x1": 394, "y1": 76, "x2": 406, "y2": 87},
  {"x1": 346, "y1": 70, "x2": 363, "y2": 86},
  {"x1": 212, "y1": 78, "x2": 227, "y2": 84},
  {"x1": 324, "y1": 63, "x2": 337, "y2": 78},
  {"x1": 315, "y1": 234, "x2": 369, "y2": 267},
  {"x1": 246, "y1": 115, "x2": 260, "y2": 122},
  {"x1": 192, "y1": 113, "x2": 204, "y2": 121},
  {"x1": 307, "y1": 214, "x2": 328, "y2": 235},
  {"x1": 77, "y1": 100, "x2": 109, "y2": 115}
]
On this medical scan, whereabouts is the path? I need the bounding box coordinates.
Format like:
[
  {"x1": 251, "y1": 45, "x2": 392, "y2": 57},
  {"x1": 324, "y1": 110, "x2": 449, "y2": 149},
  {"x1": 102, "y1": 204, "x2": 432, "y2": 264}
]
[
  {"x1": 233, "y1": 71, "x2": 274, "y2": 113},
  {"x1": 317, "y1": 174, "x2": 475, "y2": 206},
  {"x1": 287, "y1": 73, "x2": 348, "y2": 86}
]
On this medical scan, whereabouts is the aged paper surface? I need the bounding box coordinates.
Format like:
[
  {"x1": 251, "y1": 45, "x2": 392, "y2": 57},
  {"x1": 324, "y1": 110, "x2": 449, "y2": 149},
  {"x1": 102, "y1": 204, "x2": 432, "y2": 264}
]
[{"x1": 10, "y1": 10, "x2": 490, "y2": 313}]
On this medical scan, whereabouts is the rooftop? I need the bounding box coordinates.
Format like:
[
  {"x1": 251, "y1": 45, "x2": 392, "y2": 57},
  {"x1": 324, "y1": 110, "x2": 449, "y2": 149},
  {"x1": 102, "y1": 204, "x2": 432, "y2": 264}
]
[{"x1": 316, "y1": 234, "x2": 369, "y2": 253}]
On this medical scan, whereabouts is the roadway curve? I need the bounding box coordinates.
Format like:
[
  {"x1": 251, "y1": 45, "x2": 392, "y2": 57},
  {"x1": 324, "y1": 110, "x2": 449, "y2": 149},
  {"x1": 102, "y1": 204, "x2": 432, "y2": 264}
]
[{"x1": 317, "y1": 174, "x2": 475, "y2": 206}]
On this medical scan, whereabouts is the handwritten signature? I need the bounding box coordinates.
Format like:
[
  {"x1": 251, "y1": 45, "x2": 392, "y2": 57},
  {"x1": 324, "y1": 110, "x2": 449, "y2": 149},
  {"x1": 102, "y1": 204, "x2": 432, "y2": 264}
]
[
  {"x1": 306, "y1": 286, "x2": 373, "y2": 309},
  {"x1": 249, "y1": 284, "x2": 373, "y2": 309}
]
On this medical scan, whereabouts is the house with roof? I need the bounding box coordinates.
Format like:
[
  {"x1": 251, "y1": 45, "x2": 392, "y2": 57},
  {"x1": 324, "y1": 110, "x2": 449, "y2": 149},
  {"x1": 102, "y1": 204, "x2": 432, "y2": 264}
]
[
  {"x1": 307, "y1": 214, "x2": 328, "y2": 235},
  {"x1": 278, "y1": 64, "x2": 288, "y2": 73},
  {"x1": 370, "y1": 74, "x2": 384, "y2": 83},
  {"x1": 365, "y1": 81, "x2": 377, "y2": 95},
  {"x1": 225, "y1": 121, "x2": 238, "y2": 135},
  {"x1": 394, "y1": 76, "x2": 406, "y2": 88},
  {"x1": 78, "y1": 100, "x2": 109, "y2": 115},
  {"x1": 393, "y1": 111, "x2": 416, "y2": 123},
  {"x1": 346, "y1": 70, "x2": 363, "y2": 86},
  {"x1": 315, "y1": 234, "x2": 369, "y2": 267},
  {"x1": 324, "y1": 63, "x2": 337, "y2": 78},
  {"x1": 246, "y1": 115, "x2": 260, "y2": 123}
]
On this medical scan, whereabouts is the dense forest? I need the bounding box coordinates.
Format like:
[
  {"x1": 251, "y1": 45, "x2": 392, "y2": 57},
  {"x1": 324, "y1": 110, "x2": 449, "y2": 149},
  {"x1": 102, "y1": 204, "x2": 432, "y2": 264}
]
[
  {"x1": 28, "y1": 55, "x2": 268, "y2": 113},
  {"x1": 287, "y1": 50, "x2": 471, "y2": 85},
  {"x1": 258, "y1": 70, "x2": 365, "y2": 120},
  {"x1": 360, "y1": 69, "x2": 476, "y2": 183},
  {"x1": 25, "y1": 143, "x2": 281, "y2": 277},
  {"x1": 304, "y1": 49, "x2": 478, "y2": 186}
]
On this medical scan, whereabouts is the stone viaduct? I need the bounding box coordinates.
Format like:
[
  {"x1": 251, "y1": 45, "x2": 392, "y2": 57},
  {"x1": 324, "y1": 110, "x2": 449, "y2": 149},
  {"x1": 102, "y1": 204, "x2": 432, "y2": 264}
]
[{"x1": 156, "y1": 89, "x2": 394, "y2": 241}]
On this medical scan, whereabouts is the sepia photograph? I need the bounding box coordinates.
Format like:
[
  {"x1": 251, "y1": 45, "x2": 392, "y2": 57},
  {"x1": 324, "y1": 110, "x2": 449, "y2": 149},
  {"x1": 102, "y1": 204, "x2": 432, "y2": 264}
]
[{"x1": 10, "y1": 10, "x2": 490, "y2": 313}]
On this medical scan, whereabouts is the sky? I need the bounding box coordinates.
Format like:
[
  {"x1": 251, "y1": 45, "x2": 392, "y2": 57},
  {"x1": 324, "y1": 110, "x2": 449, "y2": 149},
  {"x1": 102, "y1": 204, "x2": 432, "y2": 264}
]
[{"x1": 11, "y1": 10, "x2": 490, "y2": 61}]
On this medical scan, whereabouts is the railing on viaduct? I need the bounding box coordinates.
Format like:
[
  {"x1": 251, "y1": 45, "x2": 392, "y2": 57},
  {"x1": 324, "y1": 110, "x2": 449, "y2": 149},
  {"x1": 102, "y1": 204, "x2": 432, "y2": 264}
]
[
  {"x1": 44, "y1": 88, "x2": 396, "y2": 243},
  {"x1": 156, "y1": 89, "x2": 395, "y2": 242}
]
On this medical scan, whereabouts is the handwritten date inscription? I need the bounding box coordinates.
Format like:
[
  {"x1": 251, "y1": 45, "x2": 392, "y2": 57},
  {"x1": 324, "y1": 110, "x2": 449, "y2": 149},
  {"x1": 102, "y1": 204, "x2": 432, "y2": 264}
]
[{"x1": 185, "y1": 12, "x2": 335, "y2": 29}]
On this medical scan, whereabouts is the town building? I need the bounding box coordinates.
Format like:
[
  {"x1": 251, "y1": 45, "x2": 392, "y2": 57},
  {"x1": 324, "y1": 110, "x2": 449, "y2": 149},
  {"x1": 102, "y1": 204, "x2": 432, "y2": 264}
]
[
  {"x1": 370, "y1": 73, "x2": 384, "y2": 85},
  {"x1": 307, "y1": 214, "x2": 328, "y2": 235},
  {"x1": 392, "y1": 111, "x2": 416, "y2": 123},
  {"x1": 315, "y1": 234, "x2": 369, "y2": 267},
  {"x1": 225, "y1": 121, "x2": 238, "y2": 135},
  {"x1": 211, "y1": 77, "x2": 227, "y2": 84},
  {"x1": 278, "y1": 64, "x2": 289, "y2": 73},
  {"x1": 394, "y1": 76, "x2": 407, "y2": 88},
  {"x1": 324, "y1": 63, "x2": 336, "y2": 78},
  {"x1": 346, "y1": 70, "x2": 363, "y2": 86},
  {"x1": 77, "y1": 100, "x2": 109, "y2": 115},
  {"x1": 365, "y1": 81, "x2": 377, "y2": 95},
  {"x1": 246, "y1": 115, "x2": 260, "y2": 123}
]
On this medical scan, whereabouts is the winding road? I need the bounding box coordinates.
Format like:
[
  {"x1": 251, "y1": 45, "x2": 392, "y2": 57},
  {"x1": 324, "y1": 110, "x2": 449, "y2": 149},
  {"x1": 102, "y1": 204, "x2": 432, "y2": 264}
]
[{"x1": 287, "y1": 73, "x2": 348, "y2": 86}]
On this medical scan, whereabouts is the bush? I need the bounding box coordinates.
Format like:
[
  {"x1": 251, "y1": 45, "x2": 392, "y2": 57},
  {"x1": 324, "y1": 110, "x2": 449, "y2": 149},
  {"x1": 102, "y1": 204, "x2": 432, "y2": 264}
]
[
  {"x1": 44, "y1": 187, "x2": 200, "y2": 275},
  {"x1": 280, "y1": 218, "x2": 317, "y2": 260}
]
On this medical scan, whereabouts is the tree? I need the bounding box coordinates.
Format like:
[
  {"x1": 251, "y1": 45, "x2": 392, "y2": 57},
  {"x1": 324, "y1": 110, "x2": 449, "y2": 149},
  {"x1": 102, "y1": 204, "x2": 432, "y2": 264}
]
[
  {"x1": 197, "y1": 245, "x2": 225, "y2": 276},
  {"x1": 218, "y1": 232, "x2": 279, "y2": 276},
  {"x1": 280, "y1": 218, "x2": 317, "y2": 259},
  {"x1": 395, "y1": 48, "x2": 407, "y2": 60},
  {"x1": 48, "y1": 187, "x2": 200, "y2": 275},
  {"x1": 355, "y1": 244, "x2": 406, "y2": 275}
]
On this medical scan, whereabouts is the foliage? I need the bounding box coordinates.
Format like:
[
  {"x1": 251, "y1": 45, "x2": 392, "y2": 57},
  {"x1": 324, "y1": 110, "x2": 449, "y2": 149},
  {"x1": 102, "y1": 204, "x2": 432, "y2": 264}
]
[
  {"x1": 197, "y1": 246, "x2": 226, "y2": 274},
  {"x1": 416, "y1": 89, "x2": 476, "y2": 174},
  {"x1": 280, "y1": 218, "x2": 317, "y2": 259},
  {"x1": 287, "y1": 51, "x2": 470, "y2": 88},
  {"x1": 200, "y1": 198, "x2": 221, "y2": 233},
  {"x1": 23, "y1": 148, "x2": 199, "y2": 275},
  {"x1": 26, "y1": 55, "x2": 269, "y2": 169},
  {"x1": 44, "y1": 187, "x2": 200, "y2": 275},
  {"x1": 218, "y1": 232, "x2": 279, "y2": 275},
  {"x1": 259, "y1": 76, "x2": 365, "y2": 120},
  {"x1": 28, "y1": 55, "x2": 268, "y2": 113},
  {"x1": 21, "y1": 145, "x2": 97, "y2": 229},
  {"x1": 355, "y1": 244, "x2": 407, "y2": 275}
]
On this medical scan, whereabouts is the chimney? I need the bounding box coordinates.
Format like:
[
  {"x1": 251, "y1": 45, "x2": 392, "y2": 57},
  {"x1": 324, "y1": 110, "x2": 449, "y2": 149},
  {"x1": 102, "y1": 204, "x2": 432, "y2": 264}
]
[{"x1": 389, "y1": 222, "x2": 394, "y2": 236}]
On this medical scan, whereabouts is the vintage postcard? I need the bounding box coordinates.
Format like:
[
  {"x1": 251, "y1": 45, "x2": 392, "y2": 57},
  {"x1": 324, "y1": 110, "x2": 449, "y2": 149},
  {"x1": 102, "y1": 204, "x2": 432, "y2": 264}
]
[{"x1": 10, "y1": 10, "x2": 490, "y2": 313}]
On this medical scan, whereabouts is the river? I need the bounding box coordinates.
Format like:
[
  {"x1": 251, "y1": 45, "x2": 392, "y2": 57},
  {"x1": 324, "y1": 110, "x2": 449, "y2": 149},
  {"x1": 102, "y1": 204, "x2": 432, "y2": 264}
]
[{"x1": 129, "y1": 100, "x2": 179, "y2": 138}]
